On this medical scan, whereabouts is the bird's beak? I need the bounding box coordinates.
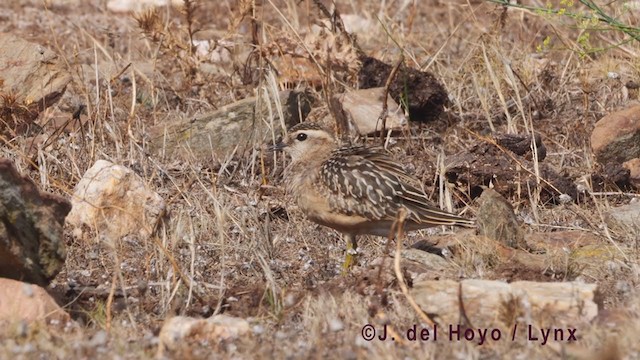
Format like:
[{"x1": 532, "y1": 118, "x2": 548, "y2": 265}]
[{"x1": 267, "y1": 141, "x2": 287, "y2": 152}]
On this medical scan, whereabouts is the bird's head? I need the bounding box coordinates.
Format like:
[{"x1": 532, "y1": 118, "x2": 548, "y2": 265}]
[{"x1": 271, "y1": 123, "x2": 337, "y2": 162}]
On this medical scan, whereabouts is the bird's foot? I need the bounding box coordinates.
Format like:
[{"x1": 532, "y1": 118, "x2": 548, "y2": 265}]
[{"x1": 341, "y1": 246, "x2": 359, "y2": 275}]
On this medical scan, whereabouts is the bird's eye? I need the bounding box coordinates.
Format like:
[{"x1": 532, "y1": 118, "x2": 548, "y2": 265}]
[{"x1": 296, "y1": 133, "x2": 307, "y2": 141}]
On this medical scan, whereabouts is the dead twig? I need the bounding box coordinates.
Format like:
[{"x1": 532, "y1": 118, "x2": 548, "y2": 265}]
[
  {"x1": 457, "y1": 281, "x2": 475, "y2": 329},
  {"x1": 393, "y1": 208, "x2": 436, "y2": 326},
  {"x1": 105, "y1": 270, "x2": 118, "y2": 332},
  {"x1": 377, "y1": 55, "x2": 403, "y2": 145},
  {"x1": 150, "y1": 229, "x2": 208, "y2": 307}
]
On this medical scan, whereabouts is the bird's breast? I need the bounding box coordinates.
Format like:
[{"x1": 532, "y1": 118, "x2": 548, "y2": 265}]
[{"x1": 295, "y1": 188, "x2": 384, "y2": 235}]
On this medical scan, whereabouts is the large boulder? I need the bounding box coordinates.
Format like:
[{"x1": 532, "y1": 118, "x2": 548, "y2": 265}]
[
  {"x1": 0, "y1": 159, "x2": 70, "y2": 286},
  {"x1": 411, "y1": 279, "x2": 598, "y2": 331}
]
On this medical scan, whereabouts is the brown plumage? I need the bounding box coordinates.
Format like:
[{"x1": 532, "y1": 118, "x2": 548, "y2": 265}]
[{"x1": 272, "y1": 122, "x2": 474, "y2": 268}]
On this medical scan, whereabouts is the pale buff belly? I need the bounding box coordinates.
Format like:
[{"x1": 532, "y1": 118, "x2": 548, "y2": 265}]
[{"x1": 296, "y1": 191, "x2": 426, "y2": 237}]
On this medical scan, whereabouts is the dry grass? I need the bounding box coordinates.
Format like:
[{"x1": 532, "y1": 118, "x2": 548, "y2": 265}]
[{"x1": 0, "y1": 0, "x2": 639, "y2": 358}]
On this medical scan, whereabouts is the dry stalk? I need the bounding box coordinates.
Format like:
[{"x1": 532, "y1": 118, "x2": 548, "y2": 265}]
[
  {"x1": 182, "y1": 0, "x2": 199, "y2": 56},
  {"x1": 392, "y1": 208, "x2": 436, "y2": 327},
  {"x1": 481, "y1": 42, "x2": 514, "y2": 132},
  {"x1": 150, "y1": 233, "x2": 207, "y2": 307},
  {"x1": 377, "y1": 55, "x2": 404, "y2": 145}
]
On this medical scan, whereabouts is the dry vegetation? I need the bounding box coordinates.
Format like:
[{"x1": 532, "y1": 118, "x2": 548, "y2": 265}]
[{"x1": 0, "y1": 0, "x2": 639, "y2": 358}]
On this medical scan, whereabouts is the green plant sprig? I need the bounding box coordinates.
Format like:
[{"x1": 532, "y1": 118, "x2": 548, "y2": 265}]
[{"x1": 486, "y1": 0, "x2": 640, "y2": 42}]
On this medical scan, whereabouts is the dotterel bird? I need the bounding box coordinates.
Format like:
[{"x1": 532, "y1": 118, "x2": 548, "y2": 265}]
[{"x1": 272, "y1": 122, "x2": 474, "y2": 270}]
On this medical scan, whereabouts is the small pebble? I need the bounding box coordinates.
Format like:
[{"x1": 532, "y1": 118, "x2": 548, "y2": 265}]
[
  {"x1": 328, "y1": 318, "x2": 344, "y2": 332},
  {"x1": 252, "y1": 325, "x2": 265, "y2": 335},
  {"x1": 89, "y1": 330, "x2": 108, "y2": 347},
  {"x1": 558, "y1": 193, "x2": 573, "y2": 204},
  {"x1": 284, "y1": 293, "x2": 297, "y2": 307}
]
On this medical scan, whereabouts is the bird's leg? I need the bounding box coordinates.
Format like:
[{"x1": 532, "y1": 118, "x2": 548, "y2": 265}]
[{"x1": 342, "y1": 234, "x2": 358, "y2": 274}]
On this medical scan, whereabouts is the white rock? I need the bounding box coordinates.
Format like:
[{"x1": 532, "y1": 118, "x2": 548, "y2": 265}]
[
  {"x1": 558, "y1": 193, "x2": 573, "y2": 204},
  {"x1": 66, "y1": 160, "x2": 166, "y2": 241},
  {"x1": 328, "y1": 318, "x2": 344, "y2": 332},
  {"x1": 411, "y1": 279, "x2": 598, "y2": 329},
  {"x1": 107, "y1": 0, "x2": 183, "y2": 12},
  {"x1": 88, "y1": 330, "x2": 109, "y2": 347},
  {"x1": 341, "y1": 14, "x2": 375, "y2": 35},
  {"x1": 159, "y1": 315, "x2": 250, "y2": 352},
  {"x1": 252, "y1": 325, "x2": 265, "y2": 335},
  {"x1": 334, "y1": 87, "x2": 407, "y2": 136}
]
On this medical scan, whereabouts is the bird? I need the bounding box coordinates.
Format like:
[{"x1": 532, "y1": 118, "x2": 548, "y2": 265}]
[{"x1": 271, "y1": 122, "x2": 474, "y2": 271}]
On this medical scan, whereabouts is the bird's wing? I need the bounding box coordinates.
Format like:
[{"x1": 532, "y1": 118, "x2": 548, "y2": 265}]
[
  {"x1": 319, "y1": 146, "x2": 473, "y2": 226},
  {"x1": 357, "y1": 147, "x2": 425, "y2": 188}
]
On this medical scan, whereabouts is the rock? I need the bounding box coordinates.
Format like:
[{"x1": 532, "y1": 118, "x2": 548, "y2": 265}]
[
  {"x1": 107, "y1": 0, "x2": 183, "y2": 12},
  {"x1": 358, "y1": 55, "x2": 448, "y2": 122},
  {"x1": 148, "y1": 90, "x2": 313, "y2": 163},
  {"x1": 452, "y1": 232, "x2": 553, "y2": 279},
  {"x1": 88, "y1": 330, "x2": 109, "y2": 347},
  {"x1": 328, "y1": 318, "x2": 344, "y2": 332},
  {"x1": 605, "y1": 200, "x2": 640, "y2": 232},
  {"x1": 401, "y1": 248, "x2": 451, "y2": 271},
  {"x1": 0, "y1": 159, "x2": 70, "y2": 286},
  {"x1": 0, "y1": 278, "x2": 72, "y2": 328},
  {"x1": 332, "y1": 87, "x2": 407, "y2": 136},
  {"x1": 525, "y1": 230, "x2": 600, "y2": 250},
  {"x1": 158, "y1": 315, "x2": 250, "y2": 353},
  {"x1": 46, "y1": 0, "x2": 81, "y2": 4},
  {"x1": 340, "y1": 14, "x2": 375, "y2": 35},
  {"x1": 398, "y1": 248, "x2": 456, "y2": 280},
  {"x1": 411, "y1": 279, "x2": 598, "y2": 330},
  {"x1": 413, "y1": 231, "x2": 617, "y2": 279},
  {"x1": 0, "y1": 34, "x2": 71, "y2": 135},
  {"x1": 591, "y1": 105, "x2": 640, "y2": 164},
  {"x1": 66, "y1": 160, "x2": 166, "y2": 241},
  {"x1": 476, "y1": 188, "x2": 527, "y2": 249},
  {"x1": 622, "y1": 158, "x2": 640, "y2": 187},
  {"x1": 410, "y1": 239, "x2": 451, "y2": 257},
  {"x1": 368, "y1": 246, "x2": 461, "y2": 286}
]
